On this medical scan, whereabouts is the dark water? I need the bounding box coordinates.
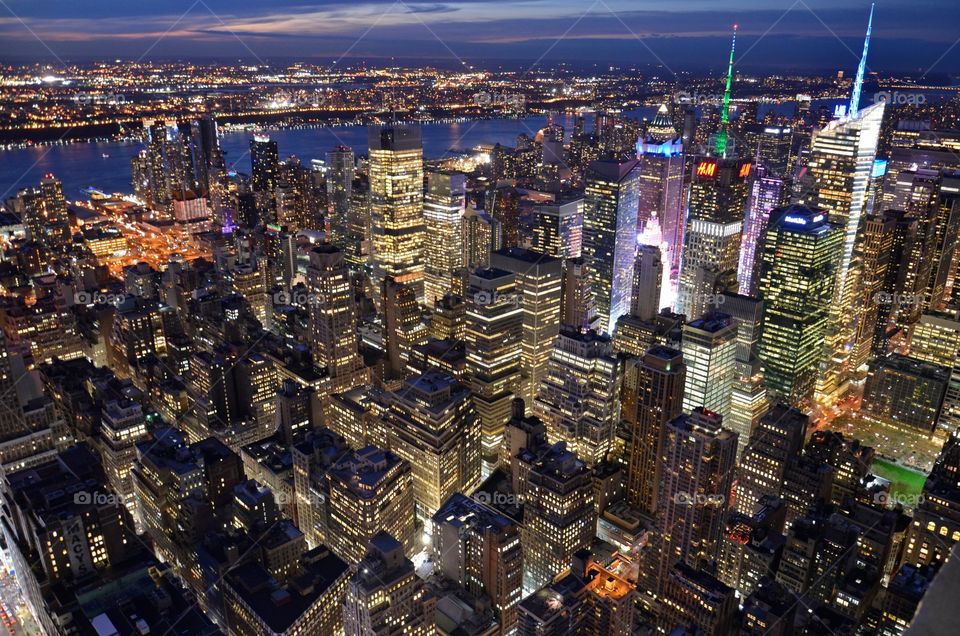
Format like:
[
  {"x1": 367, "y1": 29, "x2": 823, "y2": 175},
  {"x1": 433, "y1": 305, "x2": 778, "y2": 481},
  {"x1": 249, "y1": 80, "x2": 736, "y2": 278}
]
[{"x1": 0, "y1": 115, "x2": 590, "y2": 200}]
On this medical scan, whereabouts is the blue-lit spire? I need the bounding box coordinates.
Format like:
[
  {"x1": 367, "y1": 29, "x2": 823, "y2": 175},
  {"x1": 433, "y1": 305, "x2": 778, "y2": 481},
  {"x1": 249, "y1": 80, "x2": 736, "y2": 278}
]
[{"x1": 849, "y1": 3, "x2": 874, "y2": 117}]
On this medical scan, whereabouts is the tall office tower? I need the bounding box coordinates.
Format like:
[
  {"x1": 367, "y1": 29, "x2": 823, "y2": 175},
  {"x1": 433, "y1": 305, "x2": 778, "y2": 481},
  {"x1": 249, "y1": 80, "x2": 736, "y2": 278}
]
[
  {"x1": 191, "y1": 115, "x2": 221, "y2": 195},
  {"x1": 228, "y1": 263, "x2": 270, "y2": 327},
  {"x1": 520, "y1": 443, "x2": 596, "y2": 594},
  {"x1": 344, "y1": 533, "x2": 432, "y2": 636},
  {"x1": 369, "y1": 124, "x2": 426, "y2": 303},
  {"x1": 31, "y1": 174, "x2": 71, "y2": 249},
  {"x1": 345, "y1": 174, "x2": 370, "y2": 266},
  {"x1": 326, "y1": 145, "x2": 354, "y2": 245},
  {"x1": 721, "y1": 293, "x2": 769, "y2": 456},
  {"x1": 534, "y1": 328, "x2": 622, "y2": 468},
  {"x1": 623, "y1": 345, "x2": 686, "y2": 514},
  {"x1": 491, "y1": 248, "x2": 562, "y2": 410},
  {"x1": 717, "y1": 498, "x2": 786, "y2": 599},
  {"x1": 632, "y1": 244, "x2": 663, "y2": 321},
  {"x1": 733, "y1": 403, "x2": 808, "y2": 516},
  {"x1": 433, "y1": 493, "x2": 523, "y2": 631},
  {"x1": 382, "y1": 276, "x2": 428, "y2": 379},
  {"x1": 465, "y1": 268, "x2": 523, "y2": 471},
  {"x1": 635, "y1": 138, "x2": 685, "y2": 288},
  {"x1": 463, "y1": 208, "x2": 501, "y2": 269},
  {"x1": 904, "y1": 430, "x2": 960, "y2": 567},
  {"x1": 560, "y1": 258, "x2": 599, "y2": 331},
  {"x1": 681, "y1": 313, "x2": 737, "y2": 418},
  {"x1": 804, "y1": 430, "x2": 874, "y2": 505},
  {"x1": 423, "y1": 170, "x2": 466, "y2": 303},
  {"x1": 488, "y1": 185, "x2": 523, "y2": 248},
  {"x1": 99, "y1": 399, "x2": 149, "y2": 521},
  {"x1": 657, "y1": 563, "x2": 739, "y2": 636},
  {"x1": 851, "y1": 213, "x2": 896, "y2": 369},
  {"x1": 431, "y1": 293, "x2": 466, "y2": 341},
  {"x1": 677, "y1": 155, "x2": 752, "y2": 318},
  {"x1": 250, "y1": 134, "x2": 279, "y2": 204},
  {"x1": 532, "y1": 198, "x2": 583, "y2": 259},
  {"x1": 142, "y1": 118, "x2": 175, "y2": 208},
  {"x1": 326, "y1": 446, "x2": 416, "y2": 564},
  {"x1": 862, "y1": 354, "x2": 949, "y2": 433},
  {"x1": 757, "y1": 206, "x2": 843, "y2": 408},
  {"x1": 739, "y1": 165, "x2": 788, "y2": 296},
  {"x1": 305, "y1": 244, "x2": 367, "y2": 393},
  {"x1": 657, "y1": 408, "x2": 738, "y2": 586},
  {"x1": 385, "y1": 372, "x2": 481, "y2": 522},
  {"x1": 798, "y1": 101, "x2": 884, "y2": 400},
  {"x1": 911, "y1": 311, "x2": 960, "y2": 430},
  {"x1": 582, "y1": 157, "x2": 642, "y2": 334}
]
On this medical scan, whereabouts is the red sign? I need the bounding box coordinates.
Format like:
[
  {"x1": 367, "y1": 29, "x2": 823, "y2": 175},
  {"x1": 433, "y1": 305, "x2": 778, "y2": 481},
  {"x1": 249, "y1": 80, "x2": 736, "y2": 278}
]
[
  {"x1": 696, "y1": 161, "x2": 717, "y2": 178},
  {"x1": 738, "y1": 162, "x2": 753, "y2": 178}
]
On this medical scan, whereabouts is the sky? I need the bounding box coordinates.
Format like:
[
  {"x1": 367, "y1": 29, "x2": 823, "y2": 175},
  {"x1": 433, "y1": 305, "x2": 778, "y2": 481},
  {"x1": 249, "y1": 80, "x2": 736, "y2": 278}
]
[{"x1": 0, "y1": 0, "x2": 958, "y2": 75}]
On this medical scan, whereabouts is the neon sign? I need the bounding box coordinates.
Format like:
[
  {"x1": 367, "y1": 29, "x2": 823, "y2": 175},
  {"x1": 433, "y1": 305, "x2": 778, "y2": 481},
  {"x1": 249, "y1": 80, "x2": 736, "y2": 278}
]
[
  {"x1": 696, "y1": 161, "x2": 717, "y2": 178},
  {"x1": 738, "y1": 162, "x2": 752, "y2": 178}
]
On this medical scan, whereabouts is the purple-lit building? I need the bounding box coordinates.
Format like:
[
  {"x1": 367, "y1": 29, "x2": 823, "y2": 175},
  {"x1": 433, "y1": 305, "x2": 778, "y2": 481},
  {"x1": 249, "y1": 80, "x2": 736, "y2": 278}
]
[
  {"x1": 739, "y1": 165, "x2": 786, "y2": 296},
  {"x1": 636, "y1": 138, "x2": 685, "y2": 292}
]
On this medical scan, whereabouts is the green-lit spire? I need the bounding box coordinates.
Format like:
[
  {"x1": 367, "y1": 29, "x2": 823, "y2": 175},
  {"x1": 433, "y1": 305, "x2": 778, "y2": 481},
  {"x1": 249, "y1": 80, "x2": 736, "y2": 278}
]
[{"x1": 714, "y1": 24, "x2": 738, "y2": 157}]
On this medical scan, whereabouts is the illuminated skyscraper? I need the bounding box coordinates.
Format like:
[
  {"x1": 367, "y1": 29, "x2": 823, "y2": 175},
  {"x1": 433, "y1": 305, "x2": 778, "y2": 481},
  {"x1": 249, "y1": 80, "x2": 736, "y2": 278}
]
[
  {"x1": 520, "y1": 442, "x2": 596, "y2": 594},
  {"x1": 534, "y1": 327, "x2": 622, "y2": 468},
  {"x1": 433, "y1": 493, "x2": 523, "y2": 631},
  {"x1": 344, "y1": 533, "x2": 432, "y2": 636},
  {"x1": 532, "y1": 198, "x2": 583, "y2": 259},
  {"x1": 306, "y1": 244, "x2": 368, "y2": 393},
  {"x1": 326, "y1": 145, "x2": 355, "y2": 246},
  {"x1": 369, "y1": 124, "x2": 426, "y2": 303},
  {"x1": 681, "y1": 313, "x2": 737, "y2": 419},
  {"x1": 423, "y1": 170, "x2": 466, "y2": 304},
  {"x1": 623, "y1": 345, "x2": 686, "y2": 514},
  {"x1": 910, "y1": 311, "x2": 960, "y2": 430},
  {"x1": 798, "y1": 101, "x2": 885, "y2": 399},
  {"x1": 635, "y1": 138, "x2": 685, "y2": 288},
  {"x1": 463, "y1": 208, "x2": 501, "y2": 270},
  {"x1": 678, "y1": 155, "x2": 752, "y2": 318},
  {"x1": 722, "y1": 293, "x2": 769, "y2": 456},
  {"x1": 560, "y1": 258, "x2": 599, "y2": 331},
  {"x1": 657, "y1": 408, "x2": 738, "y2": 586},
  {"x1": 739, "y1": 165, "x2": 788, "y2": 296},
  {"x1": 583, "y1": 157, "x2": 642, "y2": 334},
  {"x1": 757, "y1": 205, "x2": 843, "y2": 407},
  {"x1": 465, "y1": 268, "x2": 523, "y2": 472},
  {"x1": 733, "y1": 403, "x2": 807, "y2": 516},
  {"x1": 250, "y1": 134, "x2": 279, "y2": 214},
  {"x1": 326, "y1": 446, "x2": 416, "y2": 564},
  {"x1": 385, "y1": 372, "x2": 481, "y2": 522},
  {"x1": 632, "y1": 244, "x2": 663, "y2": 321},
  {"x1": 382, "y1": 276, "x2": 428, "y2": 379},
  {"x1": 491, "y1": 248, "x2": 562, "y2": 411}
]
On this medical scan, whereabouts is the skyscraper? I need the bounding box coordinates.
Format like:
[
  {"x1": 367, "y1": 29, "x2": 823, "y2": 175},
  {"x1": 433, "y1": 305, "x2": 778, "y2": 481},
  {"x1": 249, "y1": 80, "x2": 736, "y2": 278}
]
[
  {"x1": 798, "y1": 101, "x2": 885, "y2": 400},
  {"x1": 757, "y1": 205, "x2": 843, "y2": 407},
  {"x1": 490, "y1": 248, "x2": 562, "y2": 411},
  {"x1": 657, "y1": 408, "x2": 739, "y2": 586},
  {"x1": 369, "y1": 124, "x2": 426, "y2": 303},
  {"x1": 681, "y1": 313, "x2": 737, "y2": 419},
  {"x1": 722, "y1": 292, "x2": 769, "y2": 456},
  {"x1": 534, "y1": 327, "x2": 622, "y2": 468},
  {"x1": 532, "y1": 198, "x2": 583, "y2": 259},
  {"x1": 250, "y1": 134, "x2": 279, "y2": 213},
  {"x1": 465, "y1": 268, "x2": 523, "y2": 472},
  {"x1": 582, "y1": 157, "x2": 642, "y2": 334},
  {"x1": 326, "y1": 145, "x2": 355, "y2": 246},
  {"x1": 733, "y1": 403, "x2": 808, "y2": 516},
  {"x1": 306, "y1": 244, "x2": 368, "y2": 393},
  {"x1": 623, "y1": 345, "x2": 686, "y2": 514},
  {"x1": 635, "y1": 138, "x2": 685, "y2": 290},
  {"x1": 423, "y1": 170, "x2": 466, "y2": 304},
  {"x1": 632, "y1": 243, "x2": 663, "y2": 321}
]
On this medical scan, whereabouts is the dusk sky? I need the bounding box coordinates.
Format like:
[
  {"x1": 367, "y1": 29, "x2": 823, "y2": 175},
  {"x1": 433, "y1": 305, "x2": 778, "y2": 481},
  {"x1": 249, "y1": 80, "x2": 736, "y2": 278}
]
[{"x1": 1, "y1": 0, "x2": 958, "y2": 74}]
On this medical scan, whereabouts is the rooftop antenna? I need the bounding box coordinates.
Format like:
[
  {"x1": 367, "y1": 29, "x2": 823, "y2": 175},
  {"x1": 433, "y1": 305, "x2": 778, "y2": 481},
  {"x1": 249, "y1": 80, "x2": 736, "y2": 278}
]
[
  {"x1": 714, "y1": 23, "x2": 738, "y2": 157},
  {"x1": 849, "y1": 3, "x2": 875, "y2": 117}
]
